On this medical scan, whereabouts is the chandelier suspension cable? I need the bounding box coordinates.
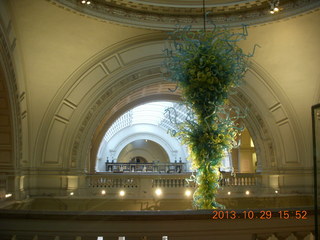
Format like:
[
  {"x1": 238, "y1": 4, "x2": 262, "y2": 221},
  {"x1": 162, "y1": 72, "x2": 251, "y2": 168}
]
[{"x1": 203, "y1": 0, "x2": 206, "y2": 31}]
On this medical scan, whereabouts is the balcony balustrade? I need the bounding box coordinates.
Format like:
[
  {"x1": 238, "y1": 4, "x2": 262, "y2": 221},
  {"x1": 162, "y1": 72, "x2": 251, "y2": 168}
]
[
  {"x1": 220, "y1": 172, "x2": 261, "y2": 187},
  {"x1": 86, "y1": 172, "x2": 261, "y2": 192},
  {"x1": 105, "y1": 161, "x2": 185, "y2": 173}
]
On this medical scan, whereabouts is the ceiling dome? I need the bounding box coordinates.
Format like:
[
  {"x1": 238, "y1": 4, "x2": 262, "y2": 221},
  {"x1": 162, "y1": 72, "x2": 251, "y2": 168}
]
[{"x1": 52, "y1": 0, "x2": 320, "y2": 29}]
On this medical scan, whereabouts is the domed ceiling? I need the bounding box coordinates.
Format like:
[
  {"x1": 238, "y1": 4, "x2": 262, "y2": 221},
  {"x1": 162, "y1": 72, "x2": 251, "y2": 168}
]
[{"x1": 52, "y1": 0, "x2": 320, "y2": 29}]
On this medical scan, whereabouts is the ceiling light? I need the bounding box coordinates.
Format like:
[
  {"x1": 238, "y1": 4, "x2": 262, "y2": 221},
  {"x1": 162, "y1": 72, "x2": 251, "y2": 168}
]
[
  {"x1": 81, "y1": 0, "x2": 91, "y2": 4},
  {"x1": 101, "y1": 190, "x2": 106, "y2": 195},
  {"x1": 5, "y1": 193, "x2": 12, "y2": 198},
  {"x1": 185, "y1": 189, "x2": 192, "y2": 197},
  {"x1": 245, "y1": 190, "x2": 250, "y2": 195},
  {"x1": 155, "y1": 188, "x2": 162, "y2": 196},
  {"x1": 269, "y1": 0, "x2": 280, "y2": 14},
  {"x1": 70, "y1": 192, "x2": 74, "y2": 196},
  {"x1": 227, "y1": 191, "x2": 231, "y2": 195},
  {"x1": 119, "y1": 190, "x2": 125, "y2": 197}
]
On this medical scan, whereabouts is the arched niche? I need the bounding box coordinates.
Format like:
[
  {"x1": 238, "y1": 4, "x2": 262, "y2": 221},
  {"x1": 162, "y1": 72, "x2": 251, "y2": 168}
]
[
  {"x1": 117, "y1": 139, "x2": 170, "y2": 164},
  {"x1": 34, "y1": 33, "x2": 303, "y2": 175}
]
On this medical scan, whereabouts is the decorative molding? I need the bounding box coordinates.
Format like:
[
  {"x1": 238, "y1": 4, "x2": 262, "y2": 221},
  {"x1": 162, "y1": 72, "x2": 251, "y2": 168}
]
[
  {"x1": 35, "y1": 34, "x2": 305, "y2": 176},
  {"x1": 231, "y1": 90, "x2": 276, "y2": 171},
  {"x1": 50, "y1": 0, "x2": 320, "y2": 29},
  {"x1": 0, "y1": 17, "x2": 23, "y2": 170},
  {"x1": 70, "y1": 66, "x2": 164, "y2": 169}
]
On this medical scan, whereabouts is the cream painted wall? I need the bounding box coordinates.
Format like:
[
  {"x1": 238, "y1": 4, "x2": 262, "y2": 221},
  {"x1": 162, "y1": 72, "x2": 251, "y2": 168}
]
[
  {"x1": 8, "y1": 0, "x2": 154, "y2": 162},
  {"x1": 239, "y1": 11, "x2": 320, "y2": 165}
]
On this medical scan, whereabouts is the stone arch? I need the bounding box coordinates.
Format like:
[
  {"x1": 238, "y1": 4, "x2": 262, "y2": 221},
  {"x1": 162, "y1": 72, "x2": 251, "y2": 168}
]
[
  {"x1": 116, "y1": 138, "x2": 170, "y2": 164},
  {"x1": 112, "y1": 130, "x2": 179, "y2": 162},
  {"x1": 35, "y1": 32, "x2": 303, "y2": 175},
  {"x1": 0, "y1": 21, "x2": 22, "y2": 173},
  {"x1": 97, "y1": 122, "x2": 186, "y2": 161}
]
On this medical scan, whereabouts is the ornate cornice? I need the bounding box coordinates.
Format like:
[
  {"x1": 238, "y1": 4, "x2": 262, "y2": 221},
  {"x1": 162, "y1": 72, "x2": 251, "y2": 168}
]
[{"x1": 51, "y1": 0, "x2": 320, "y2": 29}]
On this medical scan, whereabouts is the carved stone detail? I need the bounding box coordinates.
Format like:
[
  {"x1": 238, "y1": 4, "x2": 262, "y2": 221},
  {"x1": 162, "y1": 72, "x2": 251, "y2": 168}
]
[
  {"x1": 0, "y1": 21, "x2": 23, "y2": 168},
  {"x1": 51, "y1": 0, "x2": 320, "y2": 29},
  {"x1": 70, "y1": 66, "x2": 162, "y2": 168}
]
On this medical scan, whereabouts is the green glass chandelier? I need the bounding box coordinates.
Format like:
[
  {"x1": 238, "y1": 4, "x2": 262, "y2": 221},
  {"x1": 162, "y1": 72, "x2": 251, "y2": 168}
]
[{"x1": 164, "y1": 0, "x2": 258, "y2": 209}]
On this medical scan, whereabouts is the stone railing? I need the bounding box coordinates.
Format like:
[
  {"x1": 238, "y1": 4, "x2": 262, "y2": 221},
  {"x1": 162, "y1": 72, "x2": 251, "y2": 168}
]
[
  {"x1": 87, "y1": 173, "x2": 196, "y2": 189},
  {"x1": 88, "y1": 175, "x2": 139, "y2": 188},
  {"x1": 88, "y1": 172, "x2": 261, "y2": 189},
  {"x1": 0, "y1": 209, "x2": 316, "y2": 240},
  {"x1": 220, "y1": 172, "x2": 261, "y2": 187},
  {"x1": 105, "y1": 162, "x2": 185, "y2": 173}
]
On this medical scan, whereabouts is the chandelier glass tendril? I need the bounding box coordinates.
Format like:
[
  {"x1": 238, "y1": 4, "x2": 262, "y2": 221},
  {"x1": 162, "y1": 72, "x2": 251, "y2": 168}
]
[{"x1": 163, "y1": 2, "x2": 259, "y2": 209}]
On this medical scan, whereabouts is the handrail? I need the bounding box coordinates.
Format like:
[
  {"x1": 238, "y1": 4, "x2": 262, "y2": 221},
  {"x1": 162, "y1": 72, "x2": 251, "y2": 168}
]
[
  {"x1": 87, "y1": 172, "x2": 261, "y2": 189},
  {"x1": 105, "y1": 162, "x2": 186, "y2": 173}
]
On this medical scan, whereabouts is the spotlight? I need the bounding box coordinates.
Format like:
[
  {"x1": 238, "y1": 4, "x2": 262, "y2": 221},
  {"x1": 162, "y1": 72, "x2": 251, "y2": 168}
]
[
  {"x1": 5, "y1": 193, "x2": 12, "y2": 198},
  {"x1": 119, "y1": 190, "x2": 125, "y2": 197},
  {"x1": 245, "y1": 190, "x2": 250, "y2": 195},
  {"x1": 185, "y1": 189, "x2": 192, "y2": 197},
  {"x1": 70, "y1": 192, "x2": 74, "y2": 196},
  {"x1": 155, "y1": 188, "x2": 162, "y2": 196},
  {"x1": 275, "y1": 190, "x2": 278, "y2": 194},
  {"x1": 81, "y1": 0, "x2": 91, "y2": 4},
  {"x1": 101, "y1": 190, "x2": 106, "y2": 195},
  {"x1": 227, "y1": 191, "x2": 231, "y2": 195},
  {"x1": 269, "y1": 0, "x2": 280, "y2": 14}
]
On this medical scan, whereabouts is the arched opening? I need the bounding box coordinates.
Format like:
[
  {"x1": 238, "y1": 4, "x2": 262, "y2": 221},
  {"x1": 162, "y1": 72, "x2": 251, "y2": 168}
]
[
  {"x1": 34, "y1": 34, "x2": 276, "y2": 177},
  {"x1": 95, "y1": 100, "x2": 188, "y2": 172},
  {"x1": 118, "y1": 140, "x2": 169, "y2": 163},
  {"x1": 95, "y1": 100, "x2": 257, "y2": 173},
  {"x1": 129, "y1": 156, "x2": 148, "y2": 164}
]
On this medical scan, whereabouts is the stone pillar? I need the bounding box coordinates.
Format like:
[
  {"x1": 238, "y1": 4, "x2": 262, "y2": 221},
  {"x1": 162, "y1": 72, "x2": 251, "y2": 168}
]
[{"x1": 238, "y1": 129, "x2": 256, "y2": 173}]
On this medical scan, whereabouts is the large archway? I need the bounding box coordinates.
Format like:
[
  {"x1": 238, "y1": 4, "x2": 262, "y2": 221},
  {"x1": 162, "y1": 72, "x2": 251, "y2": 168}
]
[
  {"x1": 95, "y1": 101, "x2": 188, "y2": 172},
  {"x1": 34, "y1": 33, "x2": 302, "y2": 179}
]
